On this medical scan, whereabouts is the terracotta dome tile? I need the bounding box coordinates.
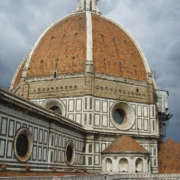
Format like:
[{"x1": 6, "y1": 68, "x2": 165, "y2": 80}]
[
  {"x1": 158, "y1": 138, "x2": 180, "y2": 174},
  {"x1": 102, "y1": 136, "x2": 149, "y2": 154}
]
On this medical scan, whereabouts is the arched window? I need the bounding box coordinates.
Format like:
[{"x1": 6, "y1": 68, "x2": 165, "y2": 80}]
[
  {"x1": 135, "y1": 158, "x2": 143, "y2": 173},
  {"x1": 119, "y1": 158, "x2": 129, "y2": 172},
  {"x1": 50, "y1": 106, "x2": 62, "y2": 115},
  {"x1": 106, "y1": 158, "x2": 112, "y2": 172},
  {"x1": 84, "y1": 0, "x2": 86, "y2": 10}
]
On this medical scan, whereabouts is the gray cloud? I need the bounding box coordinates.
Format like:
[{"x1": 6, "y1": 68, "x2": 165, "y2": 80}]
[{"x1": 0, "y1": 0, "x2": 179, "y2": 142}]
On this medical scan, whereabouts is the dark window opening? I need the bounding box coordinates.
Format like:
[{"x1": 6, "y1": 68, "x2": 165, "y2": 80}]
[
  {"x1": 90, "y1": 0, "x2": 92, "y2": 11},
  {"x1": 66, "y1": 145, "x2": 73, "y2": 163},
  {"x1": 16, "y1": 134, "x2": 28, "y2": 157},
  {"x1": 89, "y1": 144, "x2": 92, "y2": 153},
  {"x1": 153, "y1": 121, "x2": 155, "y2": 130},
  {"x1": 54, "y1": 71, "x2": 57, "y2": 78},
  {"x1": 84, "y1": 0, "x2": 86, "y2": 10},
  {"x1": 89, "y1": 114, "x2": 92, "y2": 125},
  {"x1": 88, "y1": 157, "x2": 92, "y2": 165},
  {"x1": 50, "y1": 106, "x2": 62, "y2": 115},
  {"x1": 113, "y1": 109, "x2": 125, "y2": 124},
  {"x1": 137, "y1": 89, "x2": 139, "y2": 92}
]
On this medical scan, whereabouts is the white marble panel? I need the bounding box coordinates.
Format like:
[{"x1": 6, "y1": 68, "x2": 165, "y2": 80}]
[
  {"x1": 101, "y1": 144, "x2": 106, "y2": 152},
  {"x1": 95, "y1": 100, "x2": 100, "y2": 112},
  {"x1": 68, "y1": 100, "x2": 74, "y2": 112},
  {"x1": 94, "y1": 114, "x2": 100, "y2": 126},
  {"x1": 0, "y1": 140, "x2": 5, "y2": 156},
  {"x1": 95, "y1": 143, "x2": 100, "y2": 153},
  {"x1": 59, "y1": 135, "x2": 61, "y2": 147},
  {"x1": 39, "y1": 130, "x2": 43, "y2": 143},
  {"x1": 144, "y1": 106, "x2": 148, "y2": 117},
  {"x1": 102, "y1": 101, "x2": 108, "y2": 113},
  {"x1": 62, "y1": 151, "x2": 65, "y2": 162},
  {"x1": 144, "y1": 119, "x2": 148, "y2": 131},
  {"x1": 76, "y1": 114, "x2": 81, "y2": 124},
  {"x1": 1, "y1": 118, "x2": 7, "y2": 135},
  {"x1": 54, "y1": 150, "x2": 57, "y2": 161},
  {"x1": 44, "y1": 131, "x2": 47, "y2": 144},
  {"x1": 7, "y1": 141, "x2": 12, "y2": 157},
  {"x1": 58, "y1": 151, "x2": 61, "y2": 162},
  {"x1": 9, "y1": 121, "x2": 14, "y2": 136},
  {"x1": 38, "y1": 147, "x2": 42, "y2": 160},
  {"x1": 76, "y1": 99, "x2": 82, "y2": 111},
  {"x1": 43, "y1": 148, "x2": 47, "y2": 161},
  {"x1": 138, "y1": 119, "x2": 142, "y2": 129},
  {"x1": 102, "y1": 115, "x2": 108, "y2": 127},
  {"x1": 137, "y1": 106, "x2": 142, "y2": 116},
  {"x1": 16, "y1": 122, "x2": 21, "y2": 131},
  {"x1": 95, "y1": 155, "x2": 99, "y2": 165},
  {"x1": 34, "y1": 128, "x2": 38, "y2": 142},
  {"x1": 55, "y1": 134, "x2": 58, "y2": 146},
  {"x1": 68, "y1": 114, "x2": 74, "y2": 120},
  {"x1": 33, "y1": 146, "x2": 37, "y2": 160}
]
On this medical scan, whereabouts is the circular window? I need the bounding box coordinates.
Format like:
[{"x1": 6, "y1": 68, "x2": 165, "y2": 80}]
[
  {"x1": 113, "y1": 109, "x2": 125, "y2": 124},
  {"x1": 50, "y1": 106, "x2": 62, "y2": 115},
  {"x1": 110, "y1": 102, "x2": 135, "y2": 130},
  {"x1": 14, "y1": 128, "x2": 33, "y2": 162},
  {"x1": 65, "y1": 141, "x2": 75, "y2": 166}
]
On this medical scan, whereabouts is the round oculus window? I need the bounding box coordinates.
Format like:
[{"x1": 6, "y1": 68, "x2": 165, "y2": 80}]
[
  {"x1": 50, "y1": 106, "x2": 62, "y2": 115},
  {"x1": 14, "y1": 128, "x2": 33, "y2": 162},
  {"x1": 113, "y1": 109, "x2": 125, "y2": 124},
  {"x1": 110, "y1": 102, "x2": 135, "y2": 130},
  {"x1": 65, "y1": 141, "x2": 75, "y2": 166}
]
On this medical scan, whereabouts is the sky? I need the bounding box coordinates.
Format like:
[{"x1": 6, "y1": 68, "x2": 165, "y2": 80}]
[{"x1": 0, "y1": 0, "x2": 179, "y2": 142}]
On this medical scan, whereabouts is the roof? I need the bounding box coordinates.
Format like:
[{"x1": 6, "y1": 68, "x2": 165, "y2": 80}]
[
  {"x1": 11, "y1": 12, "x2": 150, "y2": 90},
  {"x1": 158, "y1": 138, "x2": 180, "y2": 174},
  {"x1": 102, "y1": 136, "x2": 149, "y2": 154}
]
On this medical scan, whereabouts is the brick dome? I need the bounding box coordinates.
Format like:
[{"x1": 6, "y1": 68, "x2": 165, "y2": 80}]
[
  {"x1": 158, "y1": 138, "x2": 180, "y2": 174},
  {"x1": 10, "y1": 12, "x2": 151, "y2": 90}
]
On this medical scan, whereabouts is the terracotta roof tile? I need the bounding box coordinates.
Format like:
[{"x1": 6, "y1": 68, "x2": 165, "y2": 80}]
[
  {"x1": 158, "y1": 138, "x2": 180, "y2": 174},
  {"x1": 102, "y1": 136, "x2": 149, "y2": 154}
]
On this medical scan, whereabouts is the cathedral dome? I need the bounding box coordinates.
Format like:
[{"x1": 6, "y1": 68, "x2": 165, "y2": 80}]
[{"x1": 10, "y1": 3, "x2": 152, "y2": 91}]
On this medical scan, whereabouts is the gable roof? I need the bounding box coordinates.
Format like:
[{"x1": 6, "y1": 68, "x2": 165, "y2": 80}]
[{"x1": 102, "y1": 136, "x2": 149, "y2": 154}]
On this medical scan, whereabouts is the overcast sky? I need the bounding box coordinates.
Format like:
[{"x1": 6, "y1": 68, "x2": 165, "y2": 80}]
[{"x1": 0, "y1": 0, "x2": 179, "y2": 143}]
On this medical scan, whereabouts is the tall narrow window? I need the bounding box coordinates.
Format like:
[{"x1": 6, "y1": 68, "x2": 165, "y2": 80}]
[
  {"x1": 85, "y1": 98, "x2": 87, "y2": 109},
  {"x1": 51, "y1": 135, "x2": 54, "y2": 146},
  {"x1": 153, "y1": 148, "x2": 156, "y2": 156},
  {"x1": 88, "y1": 157, "x2": 92, "y2": 165},
  {"x1": 153, "y1": 121, "x2": 155, "y2": 131},
  {"x1": 154, "y1": 159, "x2": 157, "y2": 166},
  {"x1": 84, "y1": 114, "x2": 87, "y2": 125},
  {"x1": 89, "y1": 144, "x2": 92, "y2": 153},
  {"x1": 90, "y1": 0, "x2": 92, "y2": 11},
  {"x1": 89, "y1": 114, "x2": 92, "y2": 125},
  {"x1": 152, "y1": 106, "x2": 155, "y2": 117},
  {"x1": 90, "y1": 98, "x2": 92, "y2": 109},
  {"x1": 84, "y1": 0, "x2": 86, "y2": 10}
]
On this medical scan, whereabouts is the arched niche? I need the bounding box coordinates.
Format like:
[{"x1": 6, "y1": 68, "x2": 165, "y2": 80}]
[
  {"x1": 119, "y1": 158, "x2": 129, "y2": 173},
  {"x1": 106, "y1": 158, "x2": 112, "y2": 172},
  {"x1": 135, "y1": 158, "x2": 143, "y2": 173},
  {"x1": 42, "y1": 98, "x2": 65, "y2": 116}
]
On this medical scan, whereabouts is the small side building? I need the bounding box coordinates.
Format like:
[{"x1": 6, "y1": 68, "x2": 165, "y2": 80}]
[{"x1": 101, "y1": 136, "x2": 150, "y2": 174}]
